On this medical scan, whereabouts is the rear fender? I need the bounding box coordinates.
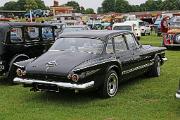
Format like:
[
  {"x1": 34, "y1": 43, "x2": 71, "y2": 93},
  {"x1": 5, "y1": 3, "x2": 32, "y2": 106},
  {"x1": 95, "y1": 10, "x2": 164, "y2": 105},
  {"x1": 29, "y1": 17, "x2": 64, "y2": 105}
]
[{"x1": 7, "y1": 54, "x2": 29, "y2": 76}]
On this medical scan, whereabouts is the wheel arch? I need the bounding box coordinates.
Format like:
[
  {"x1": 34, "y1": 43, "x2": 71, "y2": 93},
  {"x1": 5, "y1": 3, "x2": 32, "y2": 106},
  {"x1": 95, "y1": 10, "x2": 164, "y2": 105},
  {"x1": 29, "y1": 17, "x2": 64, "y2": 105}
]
[
  {"x1": 8, "y1": 54, "x2": 29, "y2": 74},
  {"x1": 154, "y1": 53, "x2": 163, "y2": 65},
  {"x1": 106, "y1": 62, "x2": 122, "y2": 81}
]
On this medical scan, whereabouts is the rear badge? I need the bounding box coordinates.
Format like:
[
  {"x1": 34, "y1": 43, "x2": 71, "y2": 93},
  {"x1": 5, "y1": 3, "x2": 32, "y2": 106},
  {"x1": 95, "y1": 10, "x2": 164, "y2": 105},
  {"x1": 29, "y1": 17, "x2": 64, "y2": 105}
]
[{"x1": 46, "y1": 61, "x2": 57, "y2": 67}]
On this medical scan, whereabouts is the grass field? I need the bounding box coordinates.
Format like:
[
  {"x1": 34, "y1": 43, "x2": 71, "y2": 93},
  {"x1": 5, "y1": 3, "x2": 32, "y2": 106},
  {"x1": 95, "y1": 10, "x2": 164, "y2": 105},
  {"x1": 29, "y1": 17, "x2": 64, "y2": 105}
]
[{"x1": 0, "y1": 33, "x2": 180, "y2": 120}]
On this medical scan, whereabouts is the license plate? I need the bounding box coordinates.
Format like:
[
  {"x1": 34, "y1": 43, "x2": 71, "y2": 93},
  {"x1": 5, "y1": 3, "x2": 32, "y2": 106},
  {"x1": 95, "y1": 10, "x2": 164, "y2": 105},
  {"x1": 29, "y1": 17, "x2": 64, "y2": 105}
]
[{"x1": 36, "y1": 84, "x2": 59, "y2": 92}]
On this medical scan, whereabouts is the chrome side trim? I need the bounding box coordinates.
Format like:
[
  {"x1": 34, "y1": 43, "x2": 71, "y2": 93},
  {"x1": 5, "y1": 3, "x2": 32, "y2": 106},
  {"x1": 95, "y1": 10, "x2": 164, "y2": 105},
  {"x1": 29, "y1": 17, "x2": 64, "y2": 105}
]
[
  {"x1": 122, "y1": 62, "x2": 154, "y2": 75},
  {"x1": 13, "y1": 77, "x2": 94, "y2": 90},
  {"x1": 13, "y1": 63, "x2": 24, "y2": 68}
]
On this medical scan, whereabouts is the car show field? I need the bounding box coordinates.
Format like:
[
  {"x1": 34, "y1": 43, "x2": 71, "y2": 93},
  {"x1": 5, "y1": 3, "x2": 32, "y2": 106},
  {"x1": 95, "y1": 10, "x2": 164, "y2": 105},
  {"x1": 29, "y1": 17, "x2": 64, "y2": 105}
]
[{"x1": 0, "y1": 33, "x2": 180, "y2": 120}]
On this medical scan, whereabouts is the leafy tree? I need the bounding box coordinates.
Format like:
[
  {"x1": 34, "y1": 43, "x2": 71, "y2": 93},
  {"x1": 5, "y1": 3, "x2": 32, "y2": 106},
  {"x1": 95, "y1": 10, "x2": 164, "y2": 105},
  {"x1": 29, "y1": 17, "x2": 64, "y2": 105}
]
[
  {"x1": 3, "y1": 1, "x2": 18, "y2": 10},
  {"x1": 2, "y1": 0, "x2": 47, "y2": 11},
  {"x1": 35, "y1": 0, "x2": 47, "y2": 10},
  {"x1": 25, "y1": 0, "x2": 38, "y2": 11},
  {"x1": 115, "y1": 0, "x2": 130, "y2": 13},
  {"x1": 80, "y1": 6, "x2": 85, "y2": 14},
  {"x1": 84, "y1": 8, "x2": 95, "y2": 14},
  {"x1": 65, "y1": 1, "x2": 81, "y2": 13},
  {"x1": 16, "y1": 0, "x2": 27, "y2": 10},
  {"x1": 97, "y1": 7, "x2": 104, "y2": 14},
  {"x1": 102, "y1": 0, "x2": 116, "y2": 13},
  {"x1": 102, "y1": 0, "x2": 130, "y2": 13}
]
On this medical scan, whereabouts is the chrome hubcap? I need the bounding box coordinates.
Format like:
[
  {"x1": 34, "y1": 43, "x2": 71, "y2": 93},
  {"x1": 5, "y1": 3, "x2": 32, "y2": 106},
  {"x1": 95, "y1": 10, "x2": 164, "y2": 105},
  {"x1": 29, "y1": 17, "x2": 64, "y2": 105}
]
[{"x1": 107, "y1": 73, "x2": 118, "y2": 96}]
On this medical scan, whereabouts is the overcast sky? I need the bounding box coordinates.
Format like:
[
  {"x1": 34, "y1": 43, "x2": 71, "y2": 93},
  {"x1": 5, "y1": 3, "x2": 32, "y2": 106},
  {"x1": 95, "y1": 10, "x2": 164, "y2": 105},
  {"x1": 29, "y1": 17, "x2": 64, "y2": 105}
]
[{"x1": 0, "y1": 0, "x2": 147, "y2": 11}]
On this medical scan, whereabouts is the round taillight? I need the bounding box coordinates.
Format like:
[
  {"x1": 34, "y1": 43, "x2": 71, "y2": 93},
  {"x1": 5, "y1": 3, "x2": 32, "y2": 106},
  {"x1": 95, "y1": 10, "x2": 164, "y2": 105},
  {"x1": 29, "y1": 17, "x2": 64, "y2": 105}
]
[
  {"x1": 71, "y1": 74, "x2": 79, "y2": 82},
  {"x1": 16, "y1": 68, "x2": 23, "y2": 77}
]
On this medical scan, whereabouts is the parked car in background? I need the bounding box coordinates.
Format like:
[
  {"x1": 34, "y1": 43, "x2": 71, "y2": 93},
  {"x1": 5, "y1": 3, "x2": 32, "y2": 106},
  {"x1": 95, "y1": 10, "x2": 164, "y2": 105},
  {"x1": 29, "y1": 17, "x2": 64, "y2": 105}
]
[
  {"x1": 139, "y1": 21, "x2": 151, "y2": 36},
  {"x1": 87, "y1": 21, "x2": 103, "y2": 30},
  {"x1": 162, "y1": 16, "x2": 180, "y2": 48},
  {"x1": 51, "y1": 23, "x2": 66, "y2": 38},
  {"x1": 0, "y1": 22, "x2": 57, "y2": 82},
  {"x1": 112, "y1": 22, "x2": 141, "y2": 40},
  {"x1": 25, "y1": 9, "x2": 50, "y2": 18},
  {"x1": 14, "y1": 30, "x2": 167, "y2": 98},
  {"x1": 154, "y1": 14, "x2": 173, "y2": 36},
  {"x1": 154, "y1": 17, "x2": 162, "y2": 36},
  {"x1": 0, "y1": 15, "x2": 4, "y2": 18},
  {"x1": 63, "y1": 25, "x2": 90, "y2": 32}
]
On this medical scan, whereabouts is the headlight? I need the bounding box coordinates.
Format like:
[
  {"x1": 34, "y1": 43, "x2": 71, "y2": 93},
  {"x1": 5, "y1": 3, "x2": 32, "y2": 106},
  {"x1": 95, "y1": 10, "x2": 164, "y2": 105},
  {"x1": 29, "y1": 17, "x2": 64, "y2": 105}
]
[{"x1": 16, "y1": 68, "x2": 26, "y2": 77}]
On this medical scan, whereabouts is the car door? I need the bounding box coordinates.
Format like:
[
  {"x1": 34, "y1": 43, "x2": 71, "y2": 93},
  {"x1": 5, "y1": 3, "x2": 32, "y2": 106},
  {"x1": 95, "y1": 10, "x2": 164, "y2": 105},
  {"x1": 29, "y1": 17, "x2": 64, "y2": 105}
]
[
  {"x1": 124, "y1": 33, "x2": 151, "y2": 76},
  {"x1": 112, "y1": 34, "x2": 134, "y2": 80},
  {"x1": 23, "y1": 26, "x2": 44, "y2": 57}
]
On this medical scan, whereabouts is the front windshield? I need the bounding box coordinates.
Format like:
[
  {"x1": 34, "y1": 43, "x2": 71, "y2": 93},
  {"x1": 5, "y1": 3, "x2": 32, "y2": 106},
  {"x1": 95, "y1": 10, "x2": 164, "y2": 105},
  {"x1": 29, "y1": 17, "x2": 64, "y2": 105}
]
[
  {"x1": 139, "y1": 22, "x2": 145, "y2": 26},
  {"x1": 63, "y1": 27, "x2": 84, "y2": 32},
  {"x1": 50, "y1": 38, "x2": 104, "y2": 54},
  {"x1": 113, "y1": 26, "x2": 132, "y2": 31}
]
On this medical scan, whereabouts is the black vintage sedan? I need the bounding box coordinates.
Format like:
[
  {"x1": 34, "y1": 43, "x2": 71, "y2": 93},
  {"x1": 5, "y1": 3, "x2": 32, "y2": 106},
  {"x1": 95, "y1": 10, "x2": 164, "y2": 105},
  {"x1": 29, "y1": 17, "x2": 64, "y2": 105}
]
[{"x1": 13, "y1": 30, "x2": 167, "y2": 98}]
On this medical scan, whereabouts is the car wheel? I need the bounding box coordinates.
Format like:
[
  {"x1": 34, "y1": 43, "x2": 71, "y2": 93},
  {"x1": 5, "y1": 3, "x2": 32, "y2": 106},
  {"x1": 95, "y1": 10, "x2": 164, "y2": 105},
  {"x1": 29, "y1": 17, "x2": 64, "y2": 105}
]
[
  {"x1": 157, "y1": 33, "x2": 161, "y2": 36},
  {"x1": 141, "y1": 33, "x2": 145, "y2": 36},
  {"x1": 137, "y1": 36, "x2": 140, "y2": 40},
  {"x1": 99, "y1": 70, "x2": 118, "y2": 98},
  {"x1": 147, "y1": 56, "x2": 161, "y2": 77}
]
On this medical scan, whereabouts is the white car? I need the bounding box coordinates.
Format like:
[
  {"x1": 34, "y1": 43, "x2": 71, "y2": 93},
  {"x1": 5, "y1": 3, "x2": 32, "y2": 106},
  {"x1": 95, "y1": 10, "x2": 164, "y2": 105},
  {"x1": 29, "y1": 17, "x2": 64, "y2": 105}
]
[
  {"x1": 113, "y1": 22, "x2": 141, "y2": 40},
  {"x1": 125, "y1": 20, "x2": 152, "y2": 36},
  {"x1": 139, "y1": 21, "x2": 151, "y2": 36}
]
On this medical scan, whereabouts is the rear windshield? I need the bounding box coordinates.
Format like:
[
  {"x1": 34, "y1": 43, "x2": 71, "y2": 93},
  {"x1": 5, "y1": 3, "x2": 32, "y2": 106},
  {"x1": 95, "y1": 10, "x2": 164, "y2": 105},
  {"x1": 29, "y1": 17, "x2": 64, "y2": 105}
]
[{"x1": 113, "y1": 26, "x2": 132, "y2": 31}]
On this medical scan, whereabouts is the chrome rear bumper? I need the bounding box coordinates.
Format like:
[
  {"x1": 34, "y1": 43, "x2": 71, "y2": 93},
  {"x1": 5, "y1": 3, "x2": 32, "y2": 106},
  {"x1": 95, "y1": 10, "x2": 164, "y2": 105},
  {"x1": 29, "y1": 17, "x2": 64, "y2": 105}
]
[
  {"x1": 13, "y1": 77, "x2": 94, "y2": 90},
  {"x1": 162, "y1": 57, "x2": 168, "y2": 62}
]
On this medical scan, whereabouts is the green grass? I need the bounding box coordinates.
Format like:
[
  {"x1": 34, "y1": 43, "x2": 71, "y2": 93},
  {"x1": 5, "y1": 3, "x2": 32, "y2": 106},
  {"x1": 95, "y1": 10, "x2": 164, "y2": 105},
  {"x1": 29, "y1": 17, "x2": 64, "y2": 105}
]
[{"x1": 0, "y1": 33, "x2": 180, "y2": 120}]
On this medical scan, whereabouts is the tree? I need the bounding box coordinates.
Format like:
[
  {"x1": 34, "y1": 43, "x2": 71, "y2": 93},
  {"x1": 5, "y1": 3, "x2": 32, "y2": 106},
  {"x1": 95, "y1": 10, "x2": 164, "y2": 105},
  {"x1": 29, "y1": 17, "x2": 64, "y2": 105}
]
[
  {"x1": 84, "y1": 8, "x2": 95, "y2": 14},
  {"x1": 25, "y1": 0, "x2": 38, "y2": 11},
  {"x1": 16, "y1": 0, "x2": 27, "y2": 10},
  {"x1": 102, "y1": 0, "x2": 115, "y2": 13},
  {"x1": 35, "y1": 0, "x2": 47, "y2": 10},
  {"x1": 115, "y1": 0, "x2": 130, "y2": 13},
  {"x1": 102, "y1": 0, "x2": 130, "y2": 13},
  {"x1": 80, "y1": 6, "x2": 85, "y2": 14},
  {"x1": 65, "y1": 1, "x2": 81, "y2": 13},
  {"x1": 3, "y1": 1, "x2": 18, "y2": 10},
  {"x1": 97, "y1": 7, "x2": 104, "y2": 14},
  {"x1": 2, "y1": 0, "x2": 48, "y2": 11}
]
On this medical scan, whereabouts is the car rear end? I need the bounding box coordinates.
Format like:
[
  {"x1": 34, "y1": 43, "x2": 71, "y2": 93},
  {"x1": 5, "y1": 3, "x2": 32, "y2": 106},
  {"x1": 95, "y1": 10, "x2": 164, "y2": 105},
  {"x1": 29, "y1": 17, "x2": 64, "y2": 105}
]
[
  {"x1": 154, "y1": 20, "x2": 161, "y2": 36},
  {"x1": 163, "y1": 30, "x2": 180, "y2": 48}
]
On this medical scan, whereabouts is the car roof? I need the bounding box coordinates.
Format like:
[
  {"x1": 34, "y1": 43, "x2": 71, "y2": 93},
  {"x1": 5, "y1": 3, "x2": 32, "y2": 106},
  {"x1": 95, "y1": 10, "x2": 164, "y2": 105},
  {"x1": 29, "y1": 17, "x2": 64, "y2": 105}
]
[
  {"x1": 66, "y1": 25, "x2": 88, "y2": 28},
  {"x1": 113, "y1": 22, "x2": 134, "y2": 26},
  {"x1": 0, "y1": 22, "x2": 56, "y2": 28},
  {"x1": 60, "y1": 30, "x2": 131, "y2": 40}
]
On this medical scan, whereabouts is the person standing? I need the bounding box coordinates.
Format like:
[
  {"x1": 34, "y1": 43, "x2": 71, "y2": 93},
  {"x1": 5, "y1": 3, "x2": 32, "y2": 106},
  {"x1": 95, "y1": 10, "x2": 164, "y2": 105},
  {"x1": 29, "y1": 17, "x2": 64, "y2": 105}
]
[{"x1": 161, "y1": 16, "x2": 169, "y2": 34}]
